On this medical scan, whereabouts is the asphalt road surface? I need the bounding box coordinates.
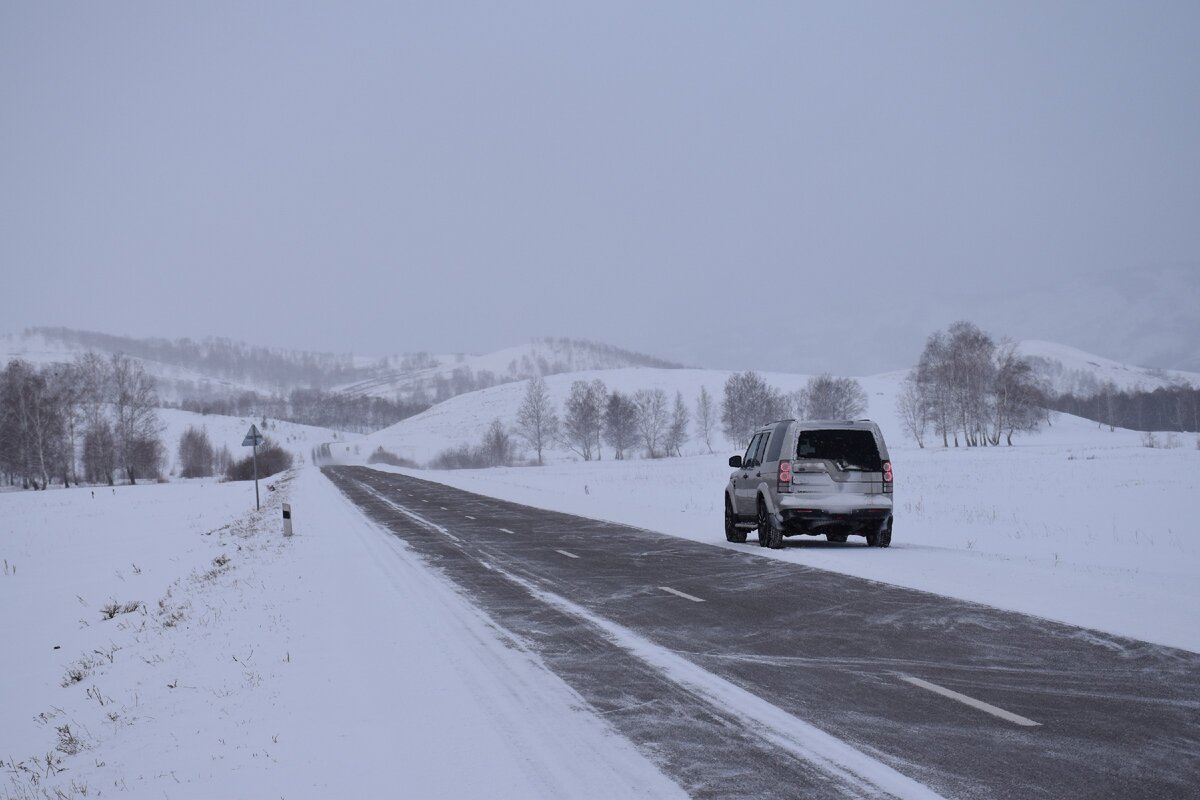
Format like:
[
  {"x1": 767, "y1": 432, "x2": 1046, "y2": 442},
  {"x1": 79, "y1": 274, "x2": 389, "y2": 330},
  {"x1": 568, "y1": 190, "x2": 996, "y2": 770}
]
[{"x1": 323, "y1": 466, "x2": 1200, "y2": 800}]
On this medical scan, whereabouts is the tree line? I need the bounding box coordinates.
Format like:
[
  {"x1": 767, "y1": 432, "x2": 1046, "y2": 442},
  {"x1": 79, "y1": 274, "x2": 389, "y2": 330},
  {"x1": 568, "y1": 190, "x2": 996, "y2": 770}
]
[
  {"x1": 1044, "y1": 383, "x2": 1200, "y2": 433},
  {"x1": 432, "y1": 370, "x2": 872, "y2": 469},
  {"x1": 895, "y1": 321, "x2": 1046, "y2": 447},
  {"x1": 173, "y1": 388, "x2": 428, "y2": 434},
  {"x1": 1, "y1": 354, "x2": 163, "y2": 489},
  {"x1": 27, "y1": 327, "x2": 368, "y2": 391},
  {"x1": 177, "y1": 425, "x2": 294, "y2": 481}
]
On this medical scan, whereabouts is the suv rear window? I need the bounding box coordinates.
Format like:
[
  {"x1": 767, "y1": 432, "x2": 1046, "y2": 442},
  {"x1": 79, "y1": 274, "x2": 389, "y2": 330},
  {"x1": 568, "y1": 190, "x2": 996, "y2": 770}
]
[{"x1": 795, "y1": 429, "x2": 882, "y2": 470}]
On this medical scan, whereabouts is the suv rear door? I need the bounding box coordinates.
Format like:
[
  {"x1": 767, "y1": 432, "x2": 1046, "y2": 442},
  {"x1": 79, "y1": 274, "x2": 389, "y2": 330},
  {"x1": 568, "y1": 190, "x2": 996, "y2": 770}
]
[{"x1": 792, "y1": 427, "x2": 886, "y2": 496}]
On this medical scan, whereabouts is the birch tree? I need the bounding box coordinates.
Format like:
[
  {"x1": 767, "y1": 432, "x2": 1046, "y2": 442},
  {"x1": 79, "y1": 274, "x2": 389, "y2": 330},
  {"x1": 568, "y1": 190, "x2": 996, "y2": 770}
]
[{"x1": 515, "y1": 377, "x2": 558, "y2": 466}]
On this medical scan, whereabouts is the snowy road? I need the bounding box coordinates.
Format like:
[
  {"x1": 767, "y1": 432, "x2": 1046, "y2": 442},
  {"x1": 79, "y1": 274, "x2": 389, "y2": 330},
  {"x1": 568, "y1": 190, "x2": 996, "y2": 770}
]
[{"x1": 325, "y1": 466, "x2": 1200, "y2": 800}]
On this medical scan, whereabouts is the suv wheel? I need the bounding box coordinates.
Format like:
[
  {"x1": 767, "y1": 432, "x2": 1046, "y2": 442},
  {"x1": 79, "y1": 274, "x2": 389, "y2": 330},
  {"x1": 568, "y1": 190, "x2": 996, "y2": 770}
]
[
  {"x1": 866, "y1": 520, "x2": 892, "y2": 548},
  {"x1": 757, "y1": 498, "x2": 783, "y2": 549},
  {"x1": 725, "y1": 498, "x2": 747, "y2": 543}
]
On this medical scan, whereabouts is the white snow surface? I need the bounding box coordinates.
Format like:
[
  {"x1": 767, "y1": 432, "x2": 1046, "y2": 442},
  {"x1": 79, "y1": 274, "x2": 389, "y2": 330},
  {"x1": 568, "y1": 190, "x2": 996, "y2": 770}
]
[{"x1": 0, "y1": 470, "x2": 685, "y2": 799}]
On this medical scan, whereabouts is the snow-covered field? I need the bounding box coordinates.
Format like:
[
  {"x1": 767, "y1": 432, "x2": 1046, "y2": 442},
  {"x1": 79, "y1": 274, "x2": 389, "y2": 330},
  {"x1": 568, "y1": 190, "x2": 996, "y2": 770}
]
[
  {"x1": 0, "y1": 471, "x2": 683, "y2": 799},
  {"x1": 364, "y1": 410, "x2": 1200, "y2": 654}
]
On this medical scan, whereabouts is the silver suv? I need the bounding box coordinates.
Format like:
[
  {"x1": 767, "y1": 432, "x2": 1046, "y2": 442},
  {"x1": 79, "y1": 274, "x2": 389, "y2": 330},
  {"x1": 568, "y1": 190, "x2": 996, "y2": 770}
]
[{"x1": 724, "y1": 420, "x2": 893, "y2": 549}]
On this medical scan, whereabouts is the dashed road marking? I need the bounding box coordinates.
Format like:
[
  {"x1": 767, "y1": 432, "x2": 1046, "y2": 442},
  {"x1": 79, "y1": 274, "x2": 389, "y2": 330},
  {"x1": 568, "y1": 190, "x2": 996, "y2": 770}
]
[
  {"x1": 440, "y1": 506, "x2": 448, "y2": 511},
  {"x1": 660, "y1": 586, "x2": 705, "y2": 603},
  {"x1": 555, "y1": 549, "x2": 580, "y2": 559},
  {"x1": 498, "y1": 528, "x2": 515, "y2": 535},
  {"x1": 465, "y1": 515, "x2": 476, "y2": 520},
  {"x1": 898, "y1": 674, "x2": 1042, "y2": 727}
]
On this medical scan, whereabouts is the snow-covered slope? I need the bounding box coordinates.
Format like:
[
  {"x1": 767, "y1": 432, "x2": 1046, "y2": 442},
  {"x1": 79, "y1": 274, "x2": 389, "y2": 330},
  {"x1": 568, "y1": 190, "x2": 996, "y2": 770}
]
[
  {"x1": 1017, "y1": 339, "x2": 1200, "y2": 396},
  {"x1": 0, "y1": 468, "x2": 685, "y2": 798},
  {"x1": 351, "y1": 367, "x2": 813, "y2": 465},
  {"x1": 335, "y1": 338, "x2": 684, "y2": 401},
  {"x1": 1, "y1": 331, "x2": 272, "y2": 403}
]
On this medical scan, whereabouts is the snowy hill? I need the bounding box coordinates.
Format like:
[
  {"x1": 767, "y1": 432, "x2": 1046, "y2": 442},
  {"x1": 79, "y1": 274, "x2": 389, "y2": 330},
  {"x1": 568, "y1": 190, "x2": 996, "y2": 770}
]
[
  {"x1": 1017, "y1": 339, "x2": 1200, "y2": 396},
  {"x1": 1, "y1": 328, "x2": 367, "y2": 402},
  {"x1": 334, "y1": 338, "x2": 685, "y2": 402},
  {"x1": 1, "y1": 330, "x2": 271, "y2": 403},
  {"x1": 345, "y1": 339, "x2": 1198, "y2": 468},
  {"x1": 349, "y1": 367, "x2": 800, "y2": 465},
  {"x1": 1, "y1": 329, "x2": 684, "y2": 409}
]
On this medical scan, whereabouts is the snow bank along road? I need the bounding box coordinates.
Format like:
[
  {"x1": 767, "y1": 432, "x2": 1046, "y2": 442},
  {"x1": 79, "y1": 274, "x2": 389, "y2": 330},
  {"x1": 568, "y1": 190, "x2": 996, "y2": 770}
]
[{"x1": 324, "y1": 466, "x2": 1200, "y2": 800}]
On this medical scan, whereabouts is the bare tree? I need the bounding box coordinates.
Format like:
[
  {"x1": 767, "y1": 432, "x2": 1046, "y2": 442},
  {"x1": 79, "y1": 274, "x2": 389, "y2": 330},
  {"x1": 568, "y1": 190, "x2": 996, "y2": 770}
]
[
  {"x1": 561, "y1": 380, "x2": 604, "y2": 460},
  {"x1": 721, "y1": 371, "x2": 788, "y2": 446},
  {"x1": 178, "y1": 426, "x2": 216, "y2": 478},
  {"x1": 590, "y1": 379, "x2": 608, "y2": 459},
  {"x1": 947, "y1": 321, "x2": 996, "y2": 446},
  {"x1": 795, "y1": 373, "x2": 867, "y2": 420},
  {"x1": 990, "y1": 342, "x2": 1044, "y2": 445},
  {"x1": 110, "y1": 354, "x2": 163, "y2": 483},
  {"x1": 665, "y1": 390, "x2": 690, "y2": 457},
  {"x1": 603, "y1": 390, "x2": 639, "y2": 460},
  {"x1": 694, "y1": 385, "x2": 716, "y2": 454},
  {"x1": 916, "y1": 331, "x2": 951, "y2": 446},
  {"x1": 895, "y1": 371, "x2": 928, "y2": 448},
  {"x1": 913, "y1": 323, "x2": 1044, "y2": 447},
  {"x1": 633, "y1": 388, "x2": 669, "y2": 458},
  {"x1": 0, "y1": 360, "x2": 64, "y2": 489},
  {"x1": 481, "y1": 418, "x2": 515, "y2": 466},
  {"x1": 515, "y1": 377, "x2": 558, "y2": 466}
]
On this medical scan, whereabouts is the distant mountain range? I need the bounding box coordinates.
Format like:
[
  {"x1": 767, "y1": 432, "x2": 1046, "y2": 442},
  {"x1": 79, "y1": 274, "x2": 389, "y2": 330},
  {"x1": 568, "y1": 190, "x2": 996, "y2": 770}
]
[
  {"x1": 3, "y1": 327, "x2": 1196, "y2": 411},
  {"x1": 0, "y1": 328, "x2": 684, "y2": 404}
]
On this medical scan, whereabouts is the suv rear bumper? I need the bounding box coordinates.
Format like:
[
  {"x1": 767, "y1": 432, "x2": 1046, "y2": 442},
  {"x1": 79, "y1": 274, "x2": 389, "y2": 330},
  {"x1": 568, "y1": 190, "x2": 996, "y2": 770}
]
[{"x1": 777, "y1": 506, "x2": 892, "y2": 536}]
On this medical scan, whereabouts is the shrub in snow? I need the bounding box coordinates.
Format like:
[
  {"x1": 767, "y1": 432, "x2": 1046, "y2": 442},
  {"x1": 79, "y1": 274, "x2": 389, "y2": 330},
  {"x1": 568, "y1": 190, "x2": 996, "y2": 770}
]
[
  {"x1": 225, "y1": 438, "x2": 293, "y2": 481},
  {"x1": 367, "y1": 446, "x2": 418, "y2": 468}
]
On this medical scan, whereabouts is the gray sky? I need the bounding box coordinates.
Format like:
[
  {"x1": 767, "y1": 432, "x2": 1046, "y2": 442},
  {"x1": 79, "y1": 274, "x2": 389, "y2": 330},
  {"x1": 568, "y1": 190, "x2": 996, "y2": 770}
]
[{"x1": 3, "y1": 2, "x2": 1198, "y2": 374}]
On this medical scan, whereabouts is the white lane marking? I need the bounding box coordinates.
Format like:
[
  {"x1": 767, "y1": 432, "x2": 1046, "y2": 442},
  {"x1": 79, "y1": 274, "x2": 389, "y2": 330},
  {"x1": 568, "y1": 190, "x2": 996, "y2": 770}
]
[
  {"x1": 898, "y1": 674, "x2": 1042, "y2": 727},
  {"x1": 421, "y1": 499, "x2": 429, "y2": 503},
  {"x1": 660, "y1": 586, "x2": 705, "y2": 603},
  {"x1": 498, "y1": 528, "x2": 515, "y2": 535},
  {"x1": 490, "y1": 567, "x2": 947, "y2": 800},
  {"x1": 555, "y1": 549, "x2": 580, "y2": 559},
  {"x1": 356, "y1": 483, "x2": 459, "y2": 542},
  {"x1": 440, "y1": 506, "x2": 448, "y2": 511},
  {"x1": 465, "y1": 515, "x2": 476, "y2": 520}
]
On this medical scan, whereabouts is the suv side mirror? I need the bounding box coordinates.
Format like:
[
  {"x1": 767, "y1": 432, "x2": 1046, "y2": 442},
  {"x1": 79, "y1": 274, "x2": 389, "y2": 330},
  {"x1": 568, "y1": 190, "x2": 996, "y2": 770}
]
[{"x1": 728, "y1": 455, "x2": 742, "y2": 468}]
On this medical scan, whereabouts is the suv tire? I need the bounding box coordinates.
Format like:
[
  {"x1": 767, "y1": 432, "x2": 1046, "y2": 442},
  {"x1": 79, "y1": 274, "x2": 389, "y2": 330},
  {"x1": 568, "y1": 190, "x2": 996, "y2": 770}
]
[
  {"x1": 725, "y1": 498, "x2": 747, "y2": 543},
  {"x1": 757, "y1": 498, "x2": 784, "y2": 549},
  {"x1": 866, "y1": 520, "x2": 893, "y2": 548}
]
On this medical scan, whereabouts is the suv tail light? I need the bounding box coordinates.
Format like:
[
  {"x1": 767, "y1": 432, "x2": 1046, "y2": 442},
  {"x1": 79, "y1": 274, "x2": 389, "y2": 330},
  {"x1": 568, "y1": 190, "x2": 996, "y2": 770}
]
[
  {"x1": 777, "y1": 460, "x2": 792, "y2": 493},
  {"x1": 882, "y1": 460, "x2": 893, "y2": 493}
]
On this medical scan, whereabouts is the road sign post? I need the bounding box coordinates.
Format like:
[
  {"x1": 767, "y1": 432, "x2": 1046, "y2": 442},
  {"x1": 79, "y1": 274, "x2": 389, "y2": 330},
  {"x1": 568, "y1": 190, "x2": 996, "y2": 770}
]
[{"x1": 242, "y1": 424, "x2": 265, "y2": 510}]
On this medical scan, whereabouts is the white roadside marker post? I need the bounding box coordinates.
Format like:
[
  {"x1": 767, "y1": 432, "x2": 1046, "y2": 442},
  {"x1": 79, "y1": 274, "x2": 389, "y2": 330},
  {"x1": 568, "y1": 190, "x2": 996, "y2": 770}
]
[{"x1": 282, "y1": 503, "x2": 293, "y2": 537}]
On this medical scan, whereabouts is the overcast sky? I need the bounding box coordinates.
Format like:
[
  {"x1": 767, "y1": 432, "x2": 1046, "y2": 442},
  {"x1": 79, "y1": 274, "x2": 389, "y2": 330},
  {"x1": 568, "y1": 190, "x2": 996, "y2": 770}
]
[{"x1": 2, "y1": 2, "x2": 1198, "y2": 374}]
